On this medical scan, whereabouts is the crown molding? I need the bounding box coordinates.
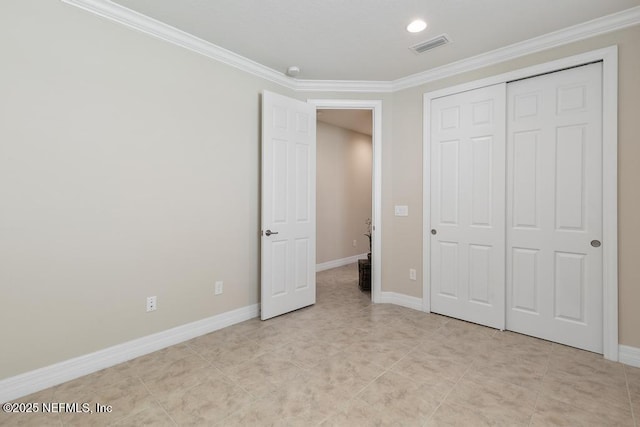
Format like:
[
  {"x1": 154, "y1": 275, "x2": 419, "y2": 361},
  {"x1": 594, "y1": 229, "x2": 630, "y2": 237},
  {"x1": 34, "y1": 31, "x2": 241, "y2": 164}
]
[
  {"x1": 294, "y1": 79, "x2": 393, "y2": 93},
  {"x1": 61, "y1": 0, "x2": 297, "y2": 90},
  {"x1": 62, "y1": 1, "x2": 640, "y2": 93},
  {"x1": 391, "y1": 5, "x2": 640, "y2": 91}
]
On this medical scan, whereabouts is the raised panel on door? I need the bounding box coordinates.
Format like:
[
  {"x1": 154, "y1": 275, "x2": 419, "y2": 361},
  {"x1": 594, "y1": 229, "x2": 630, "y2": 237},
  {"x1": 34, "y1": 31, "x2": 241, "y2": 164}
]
[
  {"x1": 511, "y1": 248, "x2": 539, "y2": 314},
  {"x1": 468, "y1": 244, "x2": 491, "y2": 305},
  {"x1": 438, "y1": 140, "x2": 459, "y2": 225},
  {"x1": 511, "y1": 131, "x2": 540, "y2": 229},
  {"x1": 294, "y1": 238, "x2": 310, "y2": 291},
  {"x1": 295, "y1": 143, "x2": 310, "y2": 222},
  {"x1": 440, "y1": 106, "x2": 460, "y2": 130},
  {"x1": 506, "y1": 63, "x2": 603, "y2": 353},
  {"x1": 272, "y1": 139, "x2": 289, "y2": 224},
  {"x1": 270, "y1": 240, "x2": 288, "y2": 297},
  {"x1": 555, "y1": 125, "x2": 586, "y2": 231},
  {"x1": 437, "y1": 241, "x2": 459, "y2": 299},
  {"x1": 430, "y1": 83, "x2": 506, "y2": 330},
  {"x1": 470, "y1": 137, "x2": 492, "y2": 227},
  {"x1": 554, "y1": 251, "x2": 586, "y2": 322}
]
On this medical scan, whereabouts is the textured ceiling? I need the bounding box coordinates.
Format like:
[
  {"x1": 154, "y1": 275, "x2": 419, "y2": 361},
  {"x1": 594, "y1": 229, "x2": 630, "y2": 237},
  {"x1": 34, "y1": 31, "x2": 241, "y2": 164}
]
[{"x1": 112, "y1": 0, "x2": 640, "y2": 81}]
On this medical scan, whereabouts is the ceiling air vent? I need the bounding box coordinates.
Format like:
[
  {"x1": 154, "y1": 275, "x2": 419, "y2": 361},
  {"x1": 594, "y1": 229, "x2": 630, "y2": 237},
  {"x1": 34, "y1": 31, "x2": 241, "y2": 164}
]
[{"x1": 410, "y1": 34, "x2": 451, "y2": 54}]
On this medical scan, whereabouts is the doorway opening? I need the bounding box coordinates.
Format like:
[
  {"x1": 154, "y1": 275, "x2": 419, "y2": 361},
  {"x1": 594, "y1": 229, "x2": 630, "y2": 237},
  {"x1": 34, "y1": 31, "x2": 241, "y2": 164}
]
[
  {"x1": 316, "y1": 109, "x2": 373, "y2": 299},
  {"x1": 308, "y1": 99, "x2": 383, "y2": 303}
]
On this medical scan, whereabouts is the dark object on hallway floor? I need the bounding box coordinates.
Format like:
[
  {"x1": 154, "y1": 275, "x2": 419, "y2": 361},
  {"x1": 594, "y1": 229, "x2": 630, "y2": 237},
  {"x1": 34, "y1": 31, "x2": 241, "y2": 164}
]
[{"x1": 358, "y1": 258, "x2": 371, "y2": 291}]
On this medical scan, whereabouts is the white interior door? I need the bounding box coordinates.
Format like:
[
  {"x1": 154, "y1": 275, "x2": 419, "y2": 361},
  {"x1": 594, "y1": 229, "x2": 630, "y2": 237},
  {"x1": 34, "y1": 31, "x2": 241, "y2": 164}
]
[
  {"x1": 429, "y1": 83, "x2": 506, "y2": 329},
  {"x1": 506, "y1": 63, "x2": 603, "y2": 353},
  {"x1": 261, "y1": 91, "x2": 316, "y2": 320}
]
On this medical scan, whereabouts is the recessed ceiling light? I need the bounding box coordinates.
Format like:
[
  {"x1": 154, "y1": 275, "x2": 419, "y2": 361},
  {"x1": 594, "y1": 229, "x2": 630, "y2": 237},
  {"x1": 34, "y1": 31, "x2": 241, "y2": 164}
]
[{"x1": 406, "y1": 19, "x2": 427, "y2": 33}]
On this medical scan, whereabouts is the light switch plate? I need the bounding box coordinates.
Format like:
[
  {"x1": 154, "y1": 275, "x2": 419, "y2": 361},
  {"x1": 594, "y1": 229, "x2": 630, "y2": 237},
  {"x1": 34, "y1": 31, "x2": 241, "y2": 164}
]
[{"x1": 394, "y1": 205, "x2": 409, "y2": 216}]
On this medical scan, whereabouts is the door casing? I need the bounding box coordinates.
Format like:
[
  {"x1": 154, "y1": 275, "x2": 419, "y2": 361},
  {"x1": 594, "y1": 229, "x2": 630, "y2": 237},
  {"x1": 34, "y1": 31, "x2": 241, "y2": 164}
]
[{"x1": 422, "y1": 46, "x2": 619, "y2": 361}]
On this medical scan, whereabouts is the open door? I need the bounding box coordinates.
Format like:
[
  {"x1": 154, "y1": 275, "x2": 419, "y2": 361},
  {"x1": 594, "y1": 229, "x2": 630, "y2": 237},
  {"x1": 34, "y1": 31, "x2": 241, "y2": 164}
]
[{"x1": 261, "y1": 91, "x2": 316, "y2": 320}]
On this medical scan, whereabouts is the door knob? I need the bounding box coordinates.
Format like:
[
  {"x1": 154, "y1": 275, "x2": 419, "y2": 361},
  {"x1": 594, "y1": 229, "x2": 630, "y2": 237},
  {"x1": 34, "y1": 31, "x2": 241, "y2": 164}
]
[
  {"x1": 591, "y1": 240, "x2": 601, "y2": 248},
  {"x1": 431, "y1": 229, "x2": 437, "y2": 235},
  {"x1": 265, "y1": 230, "x2": 279, "y2": 237}
]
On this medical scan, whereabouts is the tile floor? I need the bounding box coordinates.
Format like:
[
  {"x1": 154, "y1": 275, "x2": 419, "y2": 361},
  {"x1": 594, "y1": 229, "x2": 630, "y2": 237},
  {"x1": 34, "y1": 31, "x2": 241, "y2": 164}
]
[{"x1": 2, "y1": 263, "x2": 638, "y2": 426}]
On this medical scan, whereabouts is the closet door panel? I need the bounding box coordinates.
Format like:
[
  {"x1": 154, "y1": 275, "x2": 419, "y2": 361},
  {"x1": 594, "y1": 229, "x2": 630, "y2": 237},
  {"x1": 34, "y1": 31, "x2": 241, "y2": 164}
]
[
  {"x1": 506, "y1": 63, "x2": 603, "y2": 353},
  {"x1": 430, "y1": 83, "x2": 506, "y2": 329}
]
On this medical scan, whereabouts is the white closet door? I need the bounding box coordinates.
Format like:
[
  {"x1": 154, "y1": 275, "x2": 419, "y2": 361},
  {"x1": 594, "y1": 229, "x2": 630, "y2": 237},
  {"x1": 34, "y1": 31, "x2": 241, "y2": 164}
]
[
  {"x1": 506, "y1": 63, "x2": 603, "y2": 353},
  {"x1": 430, "y1": 83, "x2": 506, "y2": 330}
]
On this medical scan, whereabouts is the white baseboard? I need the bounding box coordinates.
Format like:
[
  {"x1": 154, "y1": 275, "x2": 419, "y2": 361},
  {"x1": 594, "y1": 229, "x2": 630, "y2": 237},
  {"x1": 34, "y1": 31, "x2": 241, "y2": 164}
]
[
  {"x1": 4, "y1": 297, "x2": 634, "y2": 403},
  {"x1": 619, "y1": 344, "x2": 640, "y2": 368},
  {"x1": 0, "y1": 304, "x2": 259, "y2": 403},
  {"x1": 316, "y1": 253, "x2": 367, "y2": 272},
  {"x1": 378, "y1": 291, "x2": 423, "y2": 311}
]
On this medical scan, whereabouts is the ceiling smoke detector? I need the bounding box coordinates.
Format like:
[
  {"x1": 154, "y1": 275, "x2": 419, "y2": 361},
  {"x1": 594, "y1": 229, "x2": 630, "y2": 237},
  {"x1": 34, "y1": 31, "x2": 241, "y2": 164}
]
[
  {"x1": 286, "y1": 66, "x2": 300, "y2": 77},
  {"x1": 410, "y1": 34, "x2": 451, "y2": 54}
]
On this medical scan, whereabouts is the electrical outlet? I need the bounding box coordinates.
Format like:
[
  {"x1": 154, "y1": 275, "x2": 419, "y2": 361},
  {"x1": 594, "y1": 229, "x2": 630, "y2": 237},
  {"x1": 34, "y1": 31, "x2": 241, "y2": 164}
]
[
  {"x1": 352, "y1": 240, "x2": 357, "y2": 247},
  {"x1": 146, "y1": 296, "x2": 157, "y2": 312},
  {"x1": 409, "y1": 269, "x2": 417, "y2": 281},
  {"x1": 215, "y1": 281, "x2": 223, "y2": 295}
]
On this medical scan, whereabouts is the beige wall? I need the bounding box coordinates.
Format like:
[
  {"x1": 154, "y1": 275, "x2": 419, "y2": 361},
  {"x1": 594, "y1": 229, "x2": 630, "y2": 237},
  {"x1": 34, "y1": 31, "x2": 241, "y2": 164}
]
[
  {"x1": 0, "y1": 0, "x2": 295, "y2": 379},
  {"x1": 316, "y1": 122, "x2": 372, "y2": 264},
  {"x1": 386, "y1": 26, "x2": 640, "y2": 348},
  {"x1": 1, "y1": 0, "x2": 638, "y2": 381}
]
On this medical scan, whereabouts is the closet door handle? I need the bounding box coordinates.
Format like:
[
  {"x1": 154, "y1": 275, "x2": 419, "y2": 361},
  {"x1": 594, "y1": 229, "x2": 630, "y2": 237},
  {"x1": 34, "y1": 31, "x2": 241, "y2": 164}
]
[{"x1": 265, "y1": 230, "x2": 279, "y2": 237}]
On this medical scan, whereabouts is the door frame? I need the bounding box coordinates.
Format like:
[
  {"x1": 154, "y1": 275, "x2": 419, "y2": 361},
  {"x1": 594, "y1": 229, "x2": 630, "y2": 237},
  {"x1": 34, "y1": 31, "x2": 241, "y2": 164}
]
[
  {"x1": 422, "y1": 46, "x2": 619, "y2": 361},
  {"x1": 307, "y1": 99, "x2": 383, "y2": 303}
]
